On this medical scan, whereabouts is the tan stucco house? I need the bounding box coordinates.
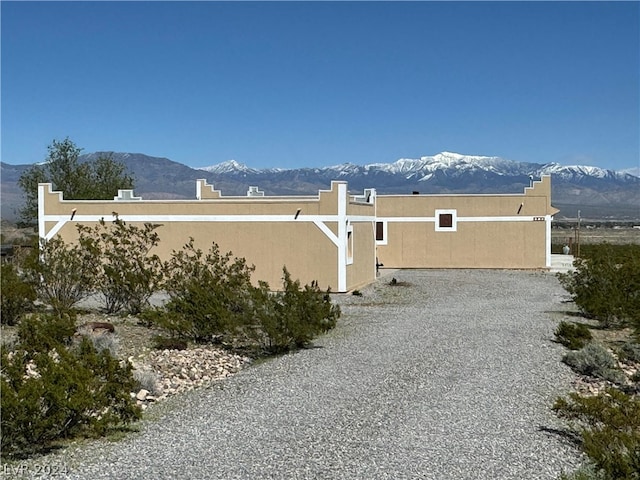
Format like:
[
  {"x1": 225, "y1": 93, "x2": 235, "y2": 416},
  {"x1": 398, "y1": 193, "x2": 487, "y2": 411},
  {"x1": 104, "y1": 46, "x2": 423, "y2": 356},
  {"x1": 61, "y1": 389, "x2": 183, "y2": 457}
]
[{"x1": 38, "y1": 175, "x2": 558, "y2": 292}]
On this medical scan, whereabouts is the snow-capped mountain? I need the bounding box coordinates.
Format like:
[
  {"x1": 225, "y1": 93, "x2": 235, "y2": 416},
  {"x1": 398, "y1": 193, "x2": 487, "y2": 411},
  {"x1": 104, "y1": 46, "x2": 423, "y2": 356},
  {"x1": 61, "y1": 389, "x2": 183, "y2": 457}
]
[
  {"x1": 538, "y1": 163, "x2": 637, "y2": 181},
  {"x1": 619, "y1": 166, "x2": 640, "y2": 178},
  {"x1": 197, "y1": 159, "x2": 259, "y2": 175},
  {"x1": 198, "y1": 151, "x2": 637, "y2": 185},
  {"x1": 197, "y1": 159, "x2": 285, "y2": 175},
  {"x1": 2, "y1": 152, "x2": 639, "y2": 221},
  {"x1": 190, "y1": 151, "x2": 639, "y2": 219},
  {"x1": 361, "y1": 152, "x2": 537, "y2": 178}
]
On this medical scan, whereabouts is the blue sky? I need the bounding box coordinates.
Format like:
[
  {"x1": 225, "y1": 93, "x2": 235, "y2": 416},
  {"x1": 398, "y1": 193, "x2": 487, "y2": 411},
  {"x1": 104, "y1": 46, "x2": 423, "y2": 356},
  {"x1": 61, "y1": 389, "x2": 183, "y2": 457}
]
[{"x1": 2, "y1": 1, "x2": 639, "y2": 171}]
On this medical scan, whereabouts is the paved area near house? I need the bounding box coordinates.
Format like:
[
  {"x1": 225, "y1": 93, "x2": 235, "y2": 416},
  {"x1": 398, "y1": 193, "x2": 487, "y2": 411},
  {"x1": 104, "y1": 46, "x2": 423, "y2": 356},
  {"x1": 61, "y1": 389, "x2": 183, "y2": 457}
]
[{"x1": 20, "y1": 270, "x2": 583, "y2": 479}]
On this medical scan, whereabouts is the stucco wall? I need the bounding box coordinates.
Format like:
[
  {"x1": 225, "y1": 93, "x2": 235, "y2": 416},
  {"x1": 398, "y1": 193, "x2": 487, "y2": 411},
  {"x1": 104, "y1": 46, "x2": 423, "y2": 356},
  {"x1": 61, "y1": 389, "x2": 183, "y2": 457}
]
[
  {"x1": 38, "y1": 181, "x2": 377, "y2": 293},
  {"x1": 375, "y1": 176, "x2": 557, "y2": 269}
]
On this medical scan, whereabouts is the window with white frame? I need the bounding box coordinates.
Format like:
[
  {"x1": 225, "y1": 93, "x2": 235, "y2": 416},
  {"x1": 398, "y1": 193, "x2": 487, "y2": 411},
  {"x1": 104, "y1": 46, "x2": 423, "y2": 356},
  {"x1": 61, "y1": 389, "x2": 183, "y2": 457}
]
[
  {"x1": 435, "y1": 209, "x2": 457, "y2": 232},
  {"x1": 375, "y1": 221, "x2": 388, "y2": 245}
]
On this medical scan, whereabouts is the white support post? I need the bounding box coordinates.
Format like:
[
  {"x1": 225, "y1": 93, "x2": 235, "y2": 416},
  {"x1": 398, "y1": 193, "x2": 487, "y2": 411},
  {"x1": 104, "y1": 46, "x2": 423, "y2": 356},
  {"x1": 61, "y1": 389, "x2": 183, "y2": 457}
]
[
  {"x1": 336, "y1": 183, "x2": 347, "y2": 292},
  {"x1": 546, "y1": 215, "x2": 552, "y2": 268}
]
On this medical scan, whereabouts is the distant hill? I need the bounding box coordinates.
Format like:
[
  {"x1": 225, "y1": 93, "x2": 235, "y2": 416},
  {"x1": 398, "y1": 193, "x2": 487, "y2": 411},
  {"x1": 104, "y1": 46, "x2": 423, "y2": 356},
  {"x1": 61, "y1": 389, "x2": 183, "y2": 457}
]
[{"x1": 2, "y1": 151, "x2": 639, "y2": 222}]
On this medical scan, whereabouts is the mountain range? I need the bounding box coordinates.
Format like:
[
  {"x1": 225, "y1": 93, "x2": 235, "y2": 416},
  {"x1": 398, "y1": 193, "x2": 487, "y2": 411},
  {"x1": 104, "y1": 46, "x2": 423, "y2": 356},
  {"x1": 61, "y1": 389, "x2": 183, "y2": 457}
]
[{"x1": 2, "y1": 151, "x2": 639, "y2": 222}]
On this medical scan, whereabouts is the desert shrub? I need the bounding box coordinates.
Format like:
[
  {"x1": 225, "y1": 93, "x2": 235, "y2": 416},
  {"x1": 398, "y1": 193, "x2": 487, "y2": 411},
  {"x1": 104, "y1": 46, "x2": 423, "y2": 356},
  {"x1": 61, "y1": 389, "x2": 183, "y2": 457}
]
[
  {"x1": 87, "y1": 333, "x2": 120, "y2": 357},
  {"x1": 1, "y1": 315, "x2": 140, "y2": 459},
  {"x1": 352, "y1": 289, "x2": 363, "y2": 296},
  {"x1": 17, "y1": 313, "x2": 77, "y2": 352},
  {"x1": 22, "y1": 236, "x2": 98, "y2": 316},
  {"x1": 77, "y1": 216, "x2": 163, "y2": 314},
  {"x1": 558, "y1": 244, "x2": 640, "y2": 330},
  {"x1": 563, "y1": 343, "x2": 625, "y2": 384},
  {"x1": 555, "y1": 320, "x2": 593, "y2": 350},
  {"x1": 617, "y1": 341, "x2": 640, "y2": 364},
  {"x1": 255, "y1": 268, "x2": 340, "y2": 353},
  {"x1": 136, "y1": 307, "x2": 160, "y2": 328},
  {"x1": 1, "y1": 262, "x2": 36, "y2": 326},
  {"x1": 133, "y1": 369, "x2": 160, "y2": 395},
  {"x1": 155, "y1": 239, "x2": 257, "y2": 343},
  {"x1": 559, "y1": 464, "x2": 606, "y2": 480},
  {"x1": 151, "y1": 335, "x2": 187, "y2": 351},
  {"x1": 554, "y1": 388, "x2": 640, "y2": 480},
  {"x1": 152, "y1": 241, "x2": 340, "y2": 353}
]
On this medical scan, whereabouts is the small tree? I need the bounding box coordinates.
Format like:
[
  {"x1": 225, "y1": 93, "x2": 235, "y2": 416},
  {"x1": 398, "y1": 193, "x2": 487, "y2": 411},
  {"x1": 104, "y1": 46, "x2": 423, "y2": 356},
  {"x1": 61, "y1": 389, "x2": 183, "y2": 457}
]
[
  {"x1": 18, "y1": 138, "x2": 133, "y2": 225},
  {"x1": 76, "y1": 216, "x2": 163, "y2": 314}
]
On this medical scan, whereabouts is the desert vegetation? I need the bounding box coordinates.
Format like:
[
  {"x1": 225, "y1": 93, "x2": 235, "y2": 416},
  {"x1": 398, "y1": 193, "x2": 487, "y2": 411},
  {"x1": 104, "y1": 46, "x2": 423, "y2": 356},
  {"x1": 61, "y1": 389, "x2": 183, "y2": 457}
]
[
  {"x1": 0, "y1": 218, "x2": 339, "y2": 459},
  {"x1": 17, "y1": 138, "x2": 133, "y2": 226},
  {"x1": 555, "y1": 243, "x2": 640, "y2": 480}
]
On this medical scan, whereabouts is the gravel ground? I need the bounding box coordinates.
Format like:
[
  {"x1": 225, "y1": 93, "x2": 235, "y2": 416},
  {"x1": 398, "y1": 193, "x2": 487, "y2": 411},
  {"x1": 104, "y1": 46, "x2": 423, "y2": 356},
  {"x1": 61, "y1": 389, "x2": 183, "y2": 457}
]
[{"x1": 5, "y1": 269, "x2": 583, "y2": 479}]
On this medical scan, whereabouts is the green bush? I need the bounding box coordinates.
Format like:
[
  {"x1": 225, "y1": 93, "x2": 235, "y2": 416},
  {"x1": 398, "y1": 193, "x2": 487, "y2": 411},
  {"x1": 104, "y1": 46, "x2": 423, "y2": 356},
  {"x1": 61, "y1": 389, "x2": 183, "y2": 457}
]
[
  {"x1": 1, "y1": 263, "x2": 36, "y2": 326},
  {"x1": 557, "y1": 244, "x2": 640, "y2": 330},
  {"x1": 23, "y1": 236, "x2": 99, "y2": 316},
  {"x1": 563, "y1": 343, "x2": 625, "y2": 384},
  {"x1": 155, "y1": 239, "x2": 258, "y2": 343},
  {"x1": 1, "y1": 314, "x2": 140, "y2": 459},
  {"x1": 153, "y1": 241, "x2": 340, "y2": 353},
  {"x1": 555, "y1": 320, "x2": 593, "y2": 350},
  {"x1": 617, "y1": 341, "x2": 640, "y2": 364},
  {"x1": 16, "y1": 313, "x2": 77, "y2": 352},
  {"x1": 554, "y1": 388, "x2": 640, "y2": 480},
  {"x1": 255, "y1": 269, "x2": 340, "y2": 353},
  {"x1": 77, "y1": 216, "x2": 163, "y2": 314}
]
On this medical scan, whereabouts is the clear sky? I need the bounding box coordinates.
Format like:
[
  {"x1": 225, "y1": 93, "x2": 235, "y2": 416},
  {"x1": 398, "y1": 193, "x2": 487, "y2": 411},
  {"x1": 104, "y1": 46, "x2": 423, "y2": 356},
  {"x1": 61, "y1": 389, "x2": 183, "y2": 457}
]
[{"x1": 2, "y1": 1, "x2": 639, "y2": 171}]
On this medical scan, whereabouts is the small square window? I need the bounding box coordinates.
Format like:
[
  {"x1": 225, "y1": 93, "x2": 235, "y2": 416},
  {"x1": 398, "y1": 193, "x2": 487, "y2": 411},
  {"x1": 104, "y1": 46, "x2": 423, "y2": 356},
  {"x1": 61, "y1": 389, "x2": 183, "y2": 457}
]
[
  {"x1": 439, "y1": 214, "x2": 453, "y2": 228},
  {"x1": 435, "y1": 209, "x2": 457, "y2": 231}
]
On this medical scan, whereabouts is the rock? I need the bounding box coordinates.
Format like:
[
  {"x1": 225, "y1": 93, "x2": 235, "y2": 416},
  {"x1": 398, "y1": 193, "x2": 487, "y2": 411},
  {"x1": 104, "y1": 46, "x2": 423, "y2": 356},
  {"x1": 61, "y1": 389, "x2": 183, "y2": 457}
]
[
  {"x1": 136, "y1": 389, "x2": 149, "y2": 401},
  {"x1": 129, "y1": 345, "x2": 251, "y2": 406}
]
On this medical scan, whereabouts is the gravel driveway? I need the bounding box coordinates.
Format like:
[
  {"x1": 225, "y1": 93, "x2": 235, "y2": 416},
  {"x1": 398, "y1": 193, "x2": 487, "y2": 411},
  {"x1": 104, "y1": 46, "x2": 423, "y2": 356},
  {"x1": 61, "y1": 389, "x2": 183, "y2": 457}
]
[{"x1": 11, "y1": 269, "x2": 583, "y2": 479}]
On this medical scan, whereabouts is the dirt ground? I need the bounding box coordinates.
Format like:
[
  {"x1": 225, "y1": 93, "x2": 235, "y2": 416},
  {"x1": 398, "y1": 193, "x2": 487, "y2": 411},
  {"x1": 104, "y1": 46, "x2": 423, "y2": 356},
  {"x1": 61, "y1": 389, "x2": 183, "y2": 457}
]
[
  {"x1": 1, "y1": 311, "x2": 161, "y2": 363},
  {"x1": 552, "y1": 226, "x2": 640, "y2": 246}
]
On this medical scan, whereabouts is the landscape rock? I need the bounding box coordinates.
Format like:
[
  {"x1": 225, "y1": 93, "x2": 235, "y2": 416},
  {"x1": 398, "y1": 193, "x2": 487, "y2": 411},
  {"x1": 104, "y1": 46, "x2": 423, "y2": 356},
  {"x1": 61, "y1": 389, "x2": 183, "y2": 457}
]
[
  {"x1": 136, "y1": 389, "x2": 149, "y2": 401},
  {"x1": 129, "y1": 346, "x2": 251, "y2": 405}
]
